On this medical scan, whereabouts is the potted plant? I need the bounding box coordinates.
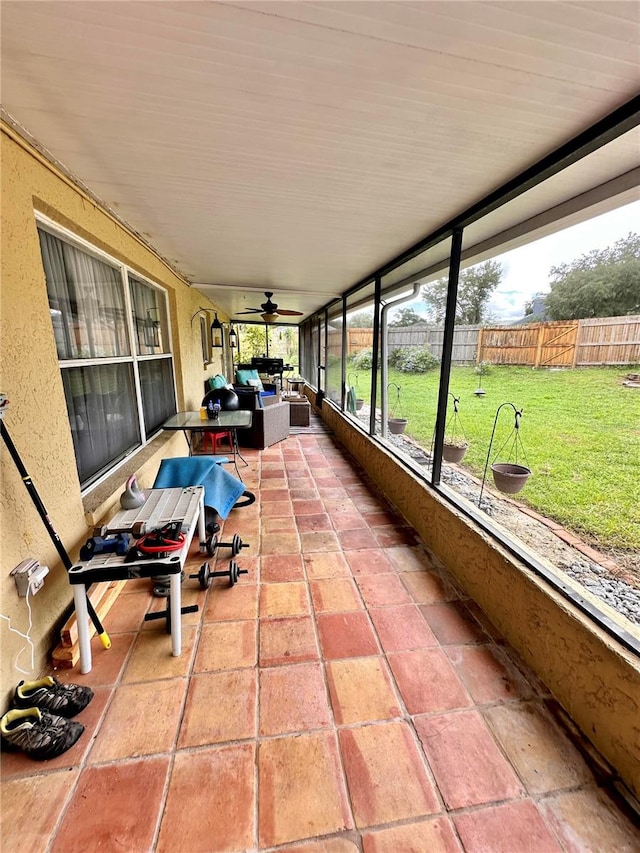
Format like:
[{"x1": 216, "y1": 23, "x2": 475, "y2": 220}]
[{"x1": 356, "y1": 398, "x2": 364, "y2": 411}]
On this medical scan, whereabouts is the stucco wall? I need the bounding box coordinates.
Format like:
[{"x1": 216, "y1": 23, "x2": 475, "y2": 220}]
[
  {"x1": 321, "y1": 402, "x2": 640, "y2": 799},
  {"x1": 0, "y1": 126, "x2": 226, "y2": 699}
]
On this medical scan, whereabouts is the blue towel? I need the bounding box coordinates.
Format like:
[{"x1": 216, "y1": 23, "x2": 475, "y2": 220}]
[{"x1": 153, "y1": 457, "x2": 246, "y2": 520}]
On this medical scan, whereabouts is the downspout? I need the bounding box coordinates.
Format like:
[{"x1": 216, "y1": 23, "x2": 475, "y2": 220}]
[{"x1": 380, "y1": 283, "x2": 422, "y2": 438}]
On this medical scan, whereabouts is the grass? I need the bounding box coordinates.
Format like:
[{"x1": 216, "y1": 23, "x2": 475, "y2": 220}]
[{"x1": 346, "y1": 365, "x2": 640, "y2": 551}]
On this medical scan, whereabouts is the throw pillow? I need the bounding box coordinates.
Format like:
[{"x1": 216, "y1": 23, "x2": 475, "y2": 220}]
[
  {"x1": 236, "y1": 369, "x2": 264, "y2": 391},
  {"x1": 209, "y1": 374, "x2": 228, "y2": 390}
]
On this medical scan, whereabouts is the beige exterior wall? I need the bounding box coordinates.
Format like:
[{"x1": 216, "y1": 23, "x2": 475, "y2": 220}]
[
  {"x1": 0, "y1": 126, "x2": 226, "y2": 700},
  {"x1": 320, "y1": 402, "x2": 640, "y2": 799}
]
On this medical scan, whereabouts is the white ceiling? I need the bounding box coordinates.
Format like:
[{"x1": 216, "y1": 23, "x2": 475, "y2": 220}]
[{"x1": 2, "y1": 1, "x2": 639, "y2": 321}]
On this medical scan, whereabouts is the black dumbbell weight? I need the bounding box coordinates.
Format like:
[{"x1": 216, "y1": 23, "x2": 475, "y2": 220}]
[
  {"x1": 205, "y1": 530, "x2": 249, "y2": 558},
  {"x1": 190, "y1": 560, "x2": 248, "y2": 589}
]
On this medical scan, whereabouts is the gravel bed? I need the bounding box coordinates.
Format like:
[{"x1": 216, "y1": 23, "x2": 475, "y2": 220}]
[{"x1": 356, "y1": 410, "x2": 639, "y2": 626}]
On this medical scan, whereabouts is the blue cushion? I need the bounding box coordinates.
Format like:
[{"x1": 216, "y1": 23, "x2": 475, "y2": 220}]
[
  {"x1": 236, "y1": 369, "x2": 263, "y2": 391},
  {"x1": 209, "y1": 374, "x2": 227, "y2": 390}
]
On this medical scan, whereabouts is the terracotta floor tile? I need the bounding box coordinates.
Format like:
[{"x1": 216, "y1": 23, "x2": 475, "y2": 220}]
[
  {"x1": 262, "y1": 553, "x2": 306, "y2": 582},
  {"x1": 261, "y1": 469, "x2": 286, "y2": 480},
  {"x1": 369, "y1": 604, "x2": 438, "y2": 651},
  {"x1": 314, "y1": 475, "x2": 343, "y2": 488},
  {"x1": 203, "y1": 579, "x2": 258, "y2": 621},
  {"x1": 261, "y1": 500, "x2": 294, "y2": 517},
  {"x1": 262, "y1": 514, "x2": 297, "y2": 534},
  {"x1": 386, "y1": 546, "x2": 435, "y2": 572},
  {"x1": 345, "y1": 548, "x2": 394, "y2": 575},
  {"x1": 296, "y1": 512, "x2": 333, "y2": 532},
  {"x1": 317, "y1": 611, "x2": 380, "y2": 659},
  {"x1": 179, "y1": 669, "x2": 256, "y2": 747},
  {"x1": 453, "y1": 800, "x2": 563, "y2": 853},
  {"x1": 300, "y1": 530, "x2": 341, "y2": 552},
  {"x1": 304, "y1": 551, "x2": 352, "y2": 579},
  {"x1": 339, "y1": 721, "x2": 439, "y2": 828},
  {"x1": 53, "y1": 632, "x2": 135, "y2": 687},
  {"x1": 259, "y1": 615, "x2": 319, "y2": 666},
  {"x1": 50, "y1": 756, "x2": 169, "y2": 853},
  {"x1": 194, "y1": 620, "x2": 257, "y2": 671},
  {"x1": 446, "y1": 644, "x2": 534, "y2": 703},
  {"x1": 388, "y1": 649, "x2": 472, "y2": 715},
  {"x1": 337, "y1": 527, "x2": 380, "y2": 550},
  {"x1": 400, "y1": 570, "x2": 458, "y2": 604},
  {"x1": 362, "y1": 509, "x2": 404, "y2": 527},
  {"x1": 290, "y1": 487, "x2": 320, "y2": 500},
  {"x1": 420, "y1": 601, "x2": 487, "y2": 645},
  {"x1": 121, "y1": 625, "x2": 196, "y2": 683},
  {"x1": 326, "y1": 657, "x2": 401, "y2": 724},
  {"x1": 323, "y1": 498, "x2": 359, "y2": 514},
  {"x1": 157, "y1": 744, "x2": 255, "y2": 853},
  {"x1": 89, "y1": 679, "x2": 186, "y2": 763},
  {"x1": 310, "y1": 578, "x2": 363, "y2": 612},
  {"x1": 374, "y1": 526, "x2": 419, "y2": 548},
  {"x1": 261, "y1": 487, "x2": 291, "y2": 502},
  {"x1": 331, "y1": 512, "x2": 367, "y2": 531},
  {"x1": 260, "y1": 581, "x2": 310, "y2": 617},
  {"x1": 1, "y1": 770, "x2": 79, "y2": 853},
  {"x1": 362, "y1": 817, "x2": 462, "y2": 853},
  {"x1": 258, "y1": 732, "x2": 353, "y2": 847},
  {"x1": 356, "y1": 573, "x2": 413, "y2": 607},
  {"x1": 285, "y1": 841, "x2": 360, "y2": 853},
  {"x1": 261, "y1": 531, "x2": 301, "y2": 555},
  {"x1": 104, "y1": 590, "x2": 151, "y2": 633},
  {"x1": 415, "y1": 710, "x2": 524, "y2": 809},
  {"x1": 259, "y1": 661, "x2": 332, "y2": 735},
  {"x1": 484, "y1": 702, "x2": 594, "y2": 794},
  {"x1": 540, "y1": 787, "x2": 640, "y2": 852},
  {"x1": 292, "y1": 498, "x2": 325, "y2": 515}
]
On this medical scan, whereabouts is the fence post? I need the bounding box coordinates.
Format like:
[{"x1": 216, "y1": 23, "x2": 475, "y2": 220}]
[{"x1": 534, "y1": 324, "x2": 543, "y2": 368}]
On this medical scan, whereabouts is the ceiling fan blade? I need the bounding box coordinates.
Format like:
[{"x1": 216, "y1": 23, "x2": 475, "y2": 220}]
[
  {"x1": 276, "y1": 308, "x2": 304, "y2": 316},
  {"x1": 236, "y1": 308, "x2": 261, "y2": 314}
]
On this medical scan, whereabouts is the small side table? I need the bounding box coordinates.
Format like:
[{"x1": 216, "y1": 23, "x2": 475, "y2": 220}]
[{"x1": 288, "y1": 396, "x2": 311, "y2": 427}]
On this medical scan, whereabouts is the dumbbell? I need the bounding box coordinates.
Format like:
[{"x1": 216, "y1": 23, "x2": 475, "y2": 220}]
[
  {"x1": 191, "y1": 560, "x2": 248, "y2": 589},
  {"x1": 80, "y1": 532, "x2": 131, "y2": 561},
  {"x1": 205, "y1": 531, "x2": 249, "y2": 558},
  {"x1": 93, "y1": 521, "x2": 147, "y2": 538}
]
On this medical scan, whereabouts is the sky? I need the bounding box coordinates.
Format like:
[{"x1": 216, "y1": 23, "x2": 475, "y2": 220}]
[
  {"x1": 396, "y1": 198, "x2": 638, "y2": 323},
  {"x1": 487, "y1": 199, "x2": 639, "y2": 322}
]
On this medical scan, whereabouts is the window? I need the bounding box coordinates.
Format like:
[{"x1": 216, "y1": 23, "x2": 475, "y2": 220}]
[{"x1": 38, "y1": 222, "x2": 176, "y2": 488}]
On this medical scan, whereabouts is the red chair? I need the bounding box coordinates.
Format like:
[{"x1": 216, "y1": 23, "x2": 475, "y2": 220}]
[{"x1": 202, "y1": 430, "x2": 232, "y2": 454}]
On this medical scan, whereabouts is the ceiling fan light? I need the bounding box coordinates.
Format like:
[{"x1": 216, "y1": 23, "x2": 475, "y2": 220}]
[{"x1": 261, "y1": 312, "x2": 278, "y2": 323}]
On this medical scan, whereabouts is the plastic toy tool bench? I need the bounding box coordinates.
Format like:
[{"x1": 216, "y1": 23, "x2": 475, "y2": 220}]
[{"x1": 69, "y1": 487, "x2": 206, "y2": 673}]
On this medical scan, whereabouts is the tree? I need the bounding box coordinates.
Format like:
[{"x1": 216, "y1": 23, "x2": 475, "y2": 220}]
[
  {"x1": 347, "y1": 309, "x2": 374, "y2": 328},
  {"x1": 388, "y1": 307, "x2": 425, "y2": 326},
  {"x1": 421, "y1": 260, "x2": 503, "y2": 324},
  {"x1": 545, "y1": 232, "x2": 640, "y2": 320}
]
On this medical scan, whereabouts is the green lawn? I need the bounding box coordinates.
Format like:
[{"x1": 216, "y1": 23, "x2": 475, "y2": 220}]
[{"x1": 347, "y1": 365, "x2": 640, "y2": 551}]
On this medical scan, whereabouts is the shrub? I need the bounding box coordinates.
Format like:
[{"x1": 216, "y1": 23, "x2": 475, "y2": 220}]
[
  {"x1": 388, "y1": 347, "x2": 404, "y2": 368},
  {"x1": 395, "y1": 346, "x2": 439, "y2": 373},
  {"x1": 475, "y1": 360, "x2": 492, "y2": 376},
  {"x1": 351, "y1": 348, "x2": 374, "y2": 370}
]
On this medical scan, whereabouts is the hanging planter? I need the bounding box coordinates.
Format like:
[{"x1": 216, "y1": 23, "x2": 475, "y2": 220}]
[
  {"x1": 479, "y1": 403, "x2": 532, "y2": 507},
  {"x1": 442, "y1": 394, "x2": 469, "y2": 463},
  {"x1": 491, "y1": 462, "x2": 531, "y2": 494},
  {"x1": 443, "y1": 441, "x2": 468, "y2": 463},
  {"x1": 387, "y1": 383, "x2": 408, "y2": 434},
  {"x1": 356, "y1": 398, "x2": 365, "y2": 411},
  {"x1": 388, "y1": 417, "x2": 408, "y2": 434}
]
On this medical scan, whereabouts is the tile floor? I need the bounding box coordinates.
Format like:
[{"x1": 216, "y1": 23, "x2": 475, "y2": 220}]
[{"x1": 2, "y1": 429, "x2": 639, "y2": 852}]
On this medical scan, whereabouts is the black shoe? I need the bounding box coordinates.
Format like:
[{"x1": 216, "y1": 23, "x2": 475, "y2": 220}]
[
  {"x1": 11, "y1": 676, "x2": 93, "y2": 717},
  {"x1": 0, "y1": 707, "x2": 84, "y2": 760}
]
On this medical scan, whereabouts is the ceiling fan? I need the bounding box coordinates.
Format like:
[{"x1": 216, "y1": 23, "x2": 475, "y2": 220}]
[{"x1": 236, "y1": 291, "x2": 304, "y2": 323}]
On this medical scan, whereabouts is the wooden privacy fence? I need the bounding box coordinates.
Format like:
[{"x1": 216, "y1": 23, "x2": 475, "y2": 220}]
[{"x1": 332, "y1": 315, "x2": 640, "y2": 367}]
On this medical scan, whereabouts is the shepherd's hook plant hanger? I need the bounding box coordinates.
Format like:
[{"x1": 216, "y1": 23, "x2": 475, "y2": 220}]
[
  {"x1": 388, "y1": 382, "x2": 404, "y2": 419},
  {"x1": 429, "y1": 392, "x2": 467, "y2": 457},
  {"x1": 478, "y1": 402, "x2": 531, "y2": 507}
]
